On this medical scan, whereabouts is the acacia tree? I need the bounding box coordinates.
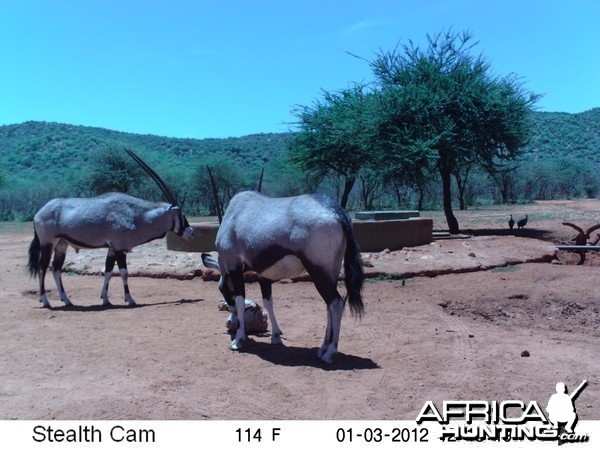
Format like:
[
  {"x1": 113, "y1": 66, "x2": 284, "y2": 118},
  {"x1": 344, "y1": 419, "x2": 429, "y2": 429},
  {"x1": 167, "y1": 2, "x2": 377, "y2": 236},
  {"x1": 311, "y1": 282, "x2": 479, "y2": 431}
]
[
  {"x1": 289, "y1": 84, "x2": 378, "y2": 208},
  {"x1": 453, "y1": 159, "x2": 475, "y2": 210},
  {"x1": 371, "y1": 84, "x2": 439, "y2": 210},
  {"x1": 86, "y1": 146, "x2": 144, "y2": 195},
  {"x1": 371, "y1": 30, "x2": 539, "y2": 233},
  {"x1": 192, "y1": 153, "x2": 251, "y2": 215}
]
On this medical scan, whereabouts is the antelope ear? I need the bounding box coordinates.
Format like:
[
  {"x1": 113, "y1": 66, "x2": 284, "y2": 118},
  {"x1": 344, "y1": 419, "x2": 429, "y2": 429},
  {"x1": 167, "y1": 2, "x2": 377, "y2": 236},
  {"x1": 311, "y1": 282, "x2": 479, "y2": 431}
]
[{"x1": 201, "y1": 253, "x2": 221, "y2": 271}]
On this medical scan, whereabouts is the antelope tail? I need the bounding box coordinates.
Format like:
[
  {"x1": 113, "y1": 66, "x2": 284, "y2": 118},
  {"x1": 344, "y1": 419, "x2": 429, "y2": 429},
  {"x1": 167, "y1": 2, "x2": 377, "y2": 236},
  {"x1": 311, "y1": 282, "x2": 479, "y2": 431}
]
[
  {"x1": 27, "y1": 231, "x2": 41, "y2": 278},
  {"x1": 340, "y1": 213, "x2": 365, "y2": 319}
]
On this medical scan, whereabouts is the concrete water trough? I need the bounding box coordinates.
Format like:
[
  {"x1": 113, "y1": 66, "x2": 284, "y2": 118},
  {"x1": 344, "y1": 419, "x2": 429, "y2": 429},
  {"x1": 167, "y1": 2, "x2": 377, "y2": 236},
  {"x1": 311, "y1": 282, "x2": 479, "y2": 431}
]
[
  {"x1": 354, "y1": 210, "x2": 420, "y2": 221},
  {"x1": 352, "y1": 217, "x2": 432, "y2": 251},
  {"x1": 167, "y1": 222, "x2": 221, "y2": 252},
  {"x1": 167, "y1": 211, "x2": 433, "y2": 253}
]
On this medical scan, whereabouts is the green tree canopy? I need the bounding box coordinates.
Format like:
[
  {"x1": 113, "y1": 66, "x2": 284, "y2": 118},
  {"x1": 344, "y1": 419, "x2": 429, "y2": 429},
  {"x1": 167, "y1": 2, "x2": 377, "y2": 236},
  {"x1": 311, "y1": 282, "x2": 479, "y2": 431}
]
[
  {"x1": 85, "y1": 146, "x2": 144, "y2": 195},
  {"x1": 370, "y1": 30, "x2": 540, "y2": 232},
  {"x1": 289, "y1": 84, "x2": 378, "y2": 208}
]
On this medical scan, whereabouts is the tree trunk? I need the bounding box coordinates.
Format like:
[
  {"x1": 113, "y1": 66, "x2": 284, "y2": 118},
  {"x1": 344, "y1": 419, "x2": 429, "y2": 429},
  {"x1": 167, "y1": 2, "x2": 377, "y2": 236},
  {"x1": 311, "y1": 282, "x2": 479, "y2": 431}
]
[
  {"x1": 417, "y1": 185, "x2": 424, "y2": 211},
  {"x1": 454, "y1": 165, "x2": 472, "y2": 211},
  {"x1": 456, "y1": 178, "x2": 467, "y2": 211},
  {"x1": 500, "y1": 183, "x2": 509, "y2": 204},
  {"x1": 340, "y1": 176, "x2": 355, "y2": 209},
  {"x1": 439, "y1": 163, "x2": 460, "y2": 234}
]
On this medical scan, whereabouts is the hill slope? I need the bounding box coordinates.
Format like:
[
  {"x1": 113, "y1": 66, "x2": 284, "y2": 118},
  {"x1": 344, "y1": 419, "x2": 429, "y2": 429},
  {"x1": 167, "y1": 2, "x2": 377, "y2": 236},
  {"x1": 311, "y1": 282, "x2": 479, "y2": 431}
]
[
  {"x1": 0, "y1": 109, "x2": 598, "y2": 219},
  {"x1": 526, "y1": 108, "x2": 600, "y2": 161},
  {"x1": 0, "y1": 121, "x2": 293, "y2": 187},
  {"x1": 1, "y1": 109, "x2": 599, "y2": 184}
]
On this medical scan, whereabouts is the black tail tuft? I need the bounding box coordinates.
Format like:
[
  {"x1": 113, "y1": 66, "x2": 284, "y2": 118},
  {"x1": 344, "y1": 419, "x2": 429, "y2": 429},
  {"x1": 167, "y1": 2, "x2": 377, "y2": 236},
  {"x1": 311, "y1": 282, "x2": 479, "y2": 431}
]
[
  {"x1": 311, "y1": 194, "x2": 365, "y2": 318},
  {"x1": 27, "y1": 231, "x2": 41, "y2": 278},
  {"x1": 339, "y1": 210, "x2": 364, "y2": 319}
]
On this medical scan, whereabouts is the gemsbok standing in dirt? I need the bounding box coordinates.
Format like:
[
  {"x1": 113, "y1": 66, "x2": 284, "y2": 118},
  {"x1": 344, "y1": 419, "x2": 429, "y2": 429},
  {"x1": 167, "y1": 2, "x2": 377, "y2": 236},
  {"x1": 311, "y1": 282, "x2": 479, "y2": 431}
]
[
  {"x1": 201, "y1": 191, "x2": 364, "y2": 363},
  {"x1": 27, "y1": 149, "x2": 193, "y2": 308}
]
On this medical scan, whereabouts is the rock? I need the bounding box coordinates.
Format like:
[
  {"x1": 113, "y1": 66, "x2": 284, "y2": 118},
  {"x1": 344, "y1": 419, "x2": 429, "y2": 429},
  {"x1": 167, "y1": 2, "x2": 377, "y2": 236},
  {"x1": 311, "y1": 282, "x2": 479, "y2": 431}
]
[{"x1": 221, "y1": 298, "x2": 268, "y2": 334}]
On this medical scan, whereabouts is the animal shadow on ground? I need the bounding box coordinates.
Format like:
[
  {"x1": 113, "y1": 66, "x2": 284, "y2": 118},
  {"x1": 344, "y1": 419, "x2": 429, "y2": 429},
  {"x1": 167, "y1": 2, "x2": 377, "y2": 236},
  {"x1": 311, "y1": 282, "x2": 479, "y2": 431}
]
[
  {"x1": 40, "y1": 298, "x2": 204, "y2": 312},
  {"x1": 236, "y1": 337, "x2": 380, "y2": 371}
]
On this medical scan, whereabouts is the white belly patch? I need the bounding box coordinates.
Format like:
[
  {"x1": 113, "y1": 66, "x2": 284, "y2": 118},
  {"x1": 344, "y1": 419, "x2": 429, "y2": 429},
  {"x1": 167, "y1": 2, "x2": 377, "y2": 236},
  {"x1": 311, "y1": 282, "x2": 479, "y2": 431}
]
[{"x1": 260, "y1": 255, "x2": 306, "y2": 281}]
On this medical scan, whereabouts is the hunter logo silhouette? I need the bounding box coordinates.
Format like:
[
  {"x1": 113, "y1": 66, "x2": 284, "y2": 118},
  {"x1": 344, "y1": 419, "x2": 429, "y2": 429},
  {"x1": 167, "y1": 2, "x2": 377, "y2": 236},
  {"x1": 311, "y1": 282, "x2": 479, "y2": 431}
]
[{"x1": 546, "y1": 380, "x2": 587, "y2": 440}]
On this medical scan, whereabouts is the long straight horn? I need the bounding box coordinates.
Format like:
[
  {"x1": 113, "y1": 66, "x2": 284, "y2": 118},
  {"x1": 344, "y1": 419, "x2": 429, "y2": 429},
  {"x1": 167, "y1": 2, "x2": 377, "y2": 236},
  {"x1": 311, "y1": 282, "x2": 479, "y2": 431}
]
[
  {"x1": 124, "y1": 148, "x2": 179, "y2": 205},
  {"x1": 257, "y1": 167, "x2": 264, "y2": 193},
  {"x1": 206, "y1": 165, "x2": 223, "y2": 224}
]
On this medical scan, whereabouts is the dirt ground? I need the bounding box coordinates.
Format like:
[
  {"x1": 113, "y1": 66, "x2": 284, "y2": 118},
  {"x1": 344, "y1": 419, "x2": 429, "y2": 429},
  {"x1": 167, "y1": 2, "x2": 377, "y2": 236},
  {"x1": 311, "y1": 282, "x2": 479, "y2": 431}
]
[{"x1": 0, "y1": 199, "x2": 598, "y2": 420}]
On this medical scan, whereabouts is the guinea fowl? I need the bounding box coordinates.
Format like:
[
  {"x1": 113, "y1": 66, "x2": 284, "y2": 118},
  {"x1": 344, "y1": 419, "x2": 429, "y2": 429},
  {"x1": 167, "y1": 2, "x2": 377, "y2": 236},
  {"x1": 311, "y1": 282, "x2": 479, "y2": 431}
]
[
  {"x1": 508, "y1": 215, "x2": 515, "y2": 229},
  {"x1": 517, "y1": 215, "x2": 528, "y2": 229}
]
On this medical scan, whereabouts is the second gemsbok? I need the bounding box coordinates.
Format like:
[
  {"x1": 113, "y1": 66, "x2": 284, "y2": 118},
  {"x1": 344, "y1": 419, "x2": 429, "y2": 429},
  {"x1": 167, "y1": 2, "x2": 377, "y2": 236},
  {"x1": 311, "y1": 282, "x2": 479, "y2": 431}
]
[
  {"x1": 201, "y1": 191, "x2": 364, "y2": 363},
  {"x1": 27, "y1": 149, "x2": 193, "y2": 308}
]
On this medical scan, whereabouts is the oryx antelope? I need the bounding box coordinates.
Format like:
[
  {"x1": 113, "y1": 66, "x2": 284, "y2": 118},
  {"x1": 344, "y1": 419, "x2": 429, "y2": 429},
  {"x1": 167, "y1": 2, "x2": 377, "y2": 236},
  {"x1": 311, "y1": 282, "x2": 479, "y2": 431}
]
[
  {"x1": 201, "y1": 191, "x2": 364, "y2": 363},
  {"x1": 27, "y1": 149, "x2": 193, "y2": 308}
]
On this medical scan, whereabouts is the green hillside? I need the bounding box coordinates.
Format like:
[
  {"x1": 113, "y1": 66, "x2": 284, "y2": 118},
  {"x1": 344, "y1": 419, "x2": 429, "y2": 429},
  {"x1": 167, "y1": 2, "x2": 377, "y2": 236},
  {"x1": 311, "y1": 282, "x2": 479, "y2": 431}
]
[
  {"x1": 0, "y1": 120, "x2": 293, "y2": 186},
  {"x1": 2, "y1": 109, "x2": 599, "y2": 181},
  {"x1": 526, "y1": 108, "x2": 600, "y2": 161},
  {"x1": 0, "y1": 108, "x2": 599, "y2": 219}
]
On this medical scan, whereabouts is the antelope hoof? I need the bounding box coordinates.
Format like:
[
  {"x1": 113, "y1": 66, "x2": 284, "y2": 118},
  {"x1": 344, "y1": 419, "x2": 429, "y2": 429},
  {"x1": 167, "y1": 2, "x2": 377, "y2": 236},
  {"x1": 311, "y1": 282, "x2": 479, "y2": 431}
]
[
  {"x1": 319, "y1": 352, "x2": 334, "y2": 364},
  {"x1": 229, "y1": 338, "x2": 244, "y2": 351},
  {"x1": 318, "y1": 345, "x2": 336, "y2": 364},
  {"x1": 271, "y1": 332, "x2": 283, "y2": 345},
  {"x1": 40, "y1": 297, "x2": 51, "y2": 309}
]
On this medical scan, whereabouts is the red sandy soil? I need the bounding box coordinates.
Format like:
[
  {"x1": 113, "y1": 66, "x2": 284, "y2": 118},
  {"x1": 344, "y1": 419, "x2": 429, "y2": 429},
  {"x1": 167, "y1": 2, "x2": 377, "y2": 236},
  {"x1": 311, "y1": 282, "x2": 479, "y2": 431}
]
[{"x1": 0, "y1": 200, "x2": 598, "y2": 420}]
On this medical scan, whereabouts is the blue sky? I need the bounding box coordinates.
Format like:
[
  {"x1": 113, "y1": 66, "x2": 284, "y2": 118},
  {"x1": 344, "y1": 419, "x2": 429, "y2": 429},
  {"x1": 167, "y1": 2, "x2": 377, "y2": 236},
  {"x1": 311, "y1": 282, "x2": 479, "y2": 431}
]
[{"x1": 1, "y1": 0, "x2": 599, "y2": 139}]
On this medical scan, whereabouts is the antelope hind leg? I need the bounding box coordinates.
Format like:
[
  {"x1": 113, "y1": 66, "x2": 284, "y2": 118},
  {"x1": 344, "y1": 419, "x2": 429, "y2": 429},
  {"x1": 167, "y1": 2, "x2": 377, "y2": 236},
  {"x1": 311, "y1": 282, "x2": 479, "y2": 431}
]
[
  {"x1": 115, "y1": 250, "x2": 136, "y2": 307},
  {"x1": 319, "y1": 297, "x2": 344, "y2": 364}
]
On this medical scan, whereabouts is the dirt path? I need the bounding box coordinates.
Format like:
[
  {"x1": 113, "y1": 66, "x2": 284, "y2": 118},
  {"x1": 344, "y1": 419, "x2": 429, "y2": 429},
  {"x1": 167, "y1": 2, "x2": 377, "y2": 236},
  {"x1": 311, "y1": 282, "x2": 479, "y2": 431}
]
[{"x1": 1, "y1": 200, "x2": 598, "y2": 420}]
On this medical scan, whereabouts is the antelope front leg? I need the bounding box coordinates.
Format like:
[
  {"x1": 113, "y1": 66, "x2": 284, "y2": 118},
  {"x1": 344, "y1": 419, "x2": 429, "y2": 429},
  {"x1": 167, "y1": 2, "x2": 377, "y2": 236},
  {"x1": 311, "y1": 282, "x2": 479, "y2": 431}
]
[
  {"x1": 52, "y1": 243, "x2": 72, "y2": 307},
  {"x1": 263, "y1": 296, "x2": 283, "y2": 344},
  {"x1": 101, "y1": 250, "x2": 116, "y2": 306},
  {"x1": 100, "y1": 272, "x2": 112, "y2": 306},
  {"x1": 230, "y1": 295, "x2": 246, "y2": 350}
]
